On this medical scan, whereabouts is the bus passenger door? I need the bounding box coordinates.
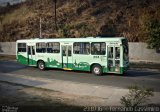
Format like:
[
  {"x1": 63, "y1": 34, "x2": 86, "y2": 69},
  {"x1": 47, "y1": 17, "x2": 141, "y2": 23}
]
[
  {"x1": 28, "y1": 46, "x2": 36, "y2": 65},
  {"x1": 62, "y1": 45, "x2": 72, "y2": 70},
  {"x1": 107, "y1": 46, "x2": 120, "y2": 73}
]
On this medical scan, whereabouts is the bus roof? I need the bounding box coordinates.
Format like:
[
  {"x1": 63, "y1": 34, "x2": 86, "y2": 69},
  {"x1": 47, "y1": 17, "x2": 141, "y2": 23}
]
[{"x1": 16, "y1": 37, "x2": 126, "y2": 43}]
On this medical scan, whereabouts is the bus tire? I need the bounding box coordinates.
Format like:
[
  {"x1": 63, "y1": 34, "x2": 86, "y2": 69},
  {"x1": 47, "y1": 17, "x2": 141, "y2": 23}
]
[
  {"x1": 38, "y1": 61, "x2": 45, "y2": 70},
  {"x1": 92, "y1": 64, "x2": 103, "y2": 76}
]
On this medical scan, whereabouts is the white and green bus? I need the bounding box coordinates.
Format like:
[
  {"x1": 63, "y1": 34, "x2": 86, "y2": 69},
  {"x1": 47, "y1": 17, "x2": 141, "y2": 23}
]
[{"x1": 16, "y1": 37, "x2": 129, "y2": 76}]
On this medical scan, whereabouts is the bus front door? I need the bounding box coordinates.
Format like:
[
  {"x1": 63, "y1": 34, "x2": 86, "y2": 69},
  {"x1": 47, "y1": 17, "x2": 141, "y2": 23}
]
[
  {"x1": 107, "y1": 46, "x2": 120, "y2": 73},
  {"x1": 62, "y1": 45, "x2": 72, "y2": 70},
  {"x1": 28, "y1": 46, "x2": 36, "y2": 65}
]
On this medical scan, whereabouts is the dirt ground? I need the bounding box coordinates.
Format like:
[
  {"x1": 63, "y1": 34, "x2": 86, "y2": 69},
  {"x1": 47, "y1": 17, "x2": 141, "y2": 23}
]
[
  {"x1": 0, "y1": 55, "x2": 108, "y2": 112},
  {"x1": 0, "y1": 81, "x2": 109, "y2": 112}
]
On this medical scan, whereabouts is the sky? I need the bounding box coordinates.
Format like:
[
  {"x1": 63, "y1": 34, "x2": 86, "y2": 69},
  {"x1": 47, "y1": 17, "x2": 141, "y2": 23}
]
[{"x1": 0, "y1": 0, "x2": 26, "y2": 6}]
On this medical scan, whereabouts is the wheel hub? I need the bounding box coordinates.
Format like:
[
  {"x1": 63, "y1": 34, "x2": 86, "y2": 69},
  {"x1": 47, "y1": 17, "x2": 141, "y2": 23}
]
[
  {"x1": 94, "y1": 67, "x2": 100, "y2": 74},
  {"x1": 39, "y1": 63, "x2": 44, "y2": 69}
]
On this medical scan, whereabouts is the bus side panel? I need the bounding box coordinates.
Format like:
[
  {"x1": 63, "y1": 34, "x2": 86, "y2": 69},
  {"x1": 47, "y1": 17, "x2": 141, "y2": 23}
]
[
  {"x1": 45, "y1": 53, "x2": 62, "y2": 68},
  {"x1": 28, "y1": 56, "x2": 37, "y2": 66},
  {"x1": 17, "y1": 52, "x2": 28, "y2": 65},
  {"x1": 36, "y1": 53, "x2": 47, "y2": 67},
  {"x1": 72, "y1": 55, "x2": 91, "y2": 71},
  {"x1": 72, "y1": 55, "x2": 107, "y2": 72},
  {"x1": 91, "y1": 55, "x2": 107, "y2": 73}
]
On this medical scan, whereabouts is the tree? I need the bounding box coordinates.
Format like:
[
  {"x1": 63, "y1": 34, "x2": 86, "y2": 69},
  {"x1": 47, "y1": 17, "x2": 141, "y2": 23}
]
[
  {"x1": 0, "y1": 15, "x2": 3, "y2": 24},
  {"x1": 145, "y1": 19, "x2": 160, "y2": 49}
]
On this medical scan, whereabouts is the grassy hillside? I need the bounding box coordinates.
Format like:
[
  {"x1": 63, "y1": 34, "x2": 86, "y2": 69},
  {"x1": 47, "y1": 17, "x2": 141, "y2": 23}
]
[{"x1": 0, "y1": 0, "x2": 160, "y2": 42}]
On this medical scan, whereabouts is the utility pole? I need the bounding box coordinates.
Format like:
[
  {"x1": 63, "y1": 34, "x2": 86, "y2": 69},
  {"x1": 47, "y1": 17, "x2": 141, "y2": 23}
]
[
  {"x1": 54, "y1": 0, "x2": 57, "y2": 31},
  {"x1": 40, "y1": 18, "x2": 42, "y2": 38}
]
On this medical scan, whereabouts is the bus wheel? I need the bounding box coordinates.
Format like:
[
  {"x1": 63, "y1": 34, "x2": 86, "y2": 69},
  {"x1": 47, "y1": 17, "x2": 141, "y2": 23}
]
[
  {"x1": 38, "y1": 61, "x2": 45, "y2": 70},
  {"x1": 92, "y1": 64, "x2": 102, "y2": 76}
]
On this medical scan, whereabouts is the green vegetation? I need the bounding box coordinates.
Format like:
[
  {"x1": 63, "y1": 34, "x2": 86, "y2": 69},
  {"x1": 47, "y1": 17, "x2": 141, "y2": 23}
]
[
  {"x1": 0, "y1": 0, "x2": 160, "y2": 42},
  {"x1": 145, "y1": 20, "x2": 160, "y2": 49},
  {"x1": 56, "y1": 23, "x2": 96, "y2": 38},
  {"x1": 120, "y1": 85, "x2": 154, "y2": 108},
  {"x1": 139, "y1": 7, "x2": 160, "y2": 49}
]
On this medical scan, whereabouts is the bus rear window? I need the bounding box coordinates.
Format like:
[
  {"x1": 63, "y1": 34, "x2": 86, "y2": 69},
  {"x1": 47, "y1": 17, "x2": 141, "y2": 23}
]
[{"x1": 18, "y1": 43, "x2": 26, "y2": 52}]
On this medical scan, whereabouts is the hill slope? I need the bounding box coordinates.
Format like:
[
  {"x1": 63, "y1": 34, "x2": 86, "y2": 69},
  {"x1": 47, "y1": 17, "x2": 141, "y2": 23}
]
[{"x1": 0, "y1": 0, "x2": 160, "y2": 42}]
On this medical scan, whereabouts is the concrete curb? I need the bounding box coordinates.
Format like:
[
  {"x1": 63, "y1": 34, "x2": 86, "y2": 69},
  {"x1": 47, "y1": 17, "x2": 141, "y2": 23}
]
[{"x1": 0, "y1": 72, "x2": 160, "y2": 106}]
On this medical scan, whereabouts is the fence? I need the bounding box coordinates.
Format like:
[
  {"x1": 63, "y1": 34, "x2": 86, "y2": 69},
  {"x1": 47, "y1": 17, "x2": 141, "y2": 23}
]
[{"x1": 0, "y1": 42, "x2": 16, "y2": 55}]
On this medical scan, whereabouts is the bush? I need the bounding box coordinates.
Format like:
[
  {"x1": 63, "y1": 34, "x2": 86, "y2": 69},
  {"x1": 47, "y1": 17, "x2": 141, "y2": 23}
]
[
  {"x1": 145, "y1": 19, "x2": 160, "y2": 49},
  {"x1": 120, "y1": 85, "x2": 154, "y2": 108},
  {"x1": 57, "y1": 24, "x2": 72, "y2": 37}
]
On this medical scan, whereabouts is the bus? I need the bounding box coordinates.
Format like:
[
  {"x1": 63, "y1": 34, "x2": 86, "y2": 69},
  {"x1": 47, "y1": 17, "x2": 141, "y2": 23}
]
[{"x1": 16, "y1": 37, "x2": 129, "y2": 76}]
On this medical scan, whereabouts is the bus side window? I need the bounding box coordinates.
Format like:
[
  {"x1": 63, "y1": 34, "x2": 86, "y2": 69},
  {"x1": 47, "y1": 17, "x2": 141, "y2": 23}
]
[
  {"x1": 47, "y1": 43, "x2": 53, "y2": 53},
  {"x1": 68, "y1": 46, "x2": 72, "y2": 56},
  {"x1": 73, "y1": 42, "x2": 90, "y2": 55},
  {"x1": 36, "y1": 43, "x2": 46, "y2": 53},
  {"x1": 108, "y1": 47, "x2": 113, "y2": 58},
  {"x1": 28, "y1": 46, "x2": 35, "y2": 55},
  {"x1": 47, "y1": 48, "x2": 53, "y2": 53},
  {"x1": 54, "y1": 42, "x2": 60, "y2": 53},
  {"x1": 32, "y1": 46, "x2": 35, "y2": 55},
  {"x1": 18, "y1": 43, "x2": 26, "y2": 52},
  {"x1": 85, "y1": 44, "x2": 90, "y2": 54},
  {"x1": 63, "y1": 50, "x2": 66, "y2": 56},
  {"x1": 101, "y1": 43, "x2": 106, "y2": 55},
  {"x1": 73, "y1": 43, "x2": 80, "y2": 54},
  {"x1": 28, "y1": 46, "x2": 31, "y2": 55},
  {"x1": 91, "y1": 42, "x2": 106, "y2": 55},
  {"x1": 62, "y1": 46, "x2": 66, "y2": 56},
  {"x1": 47, "y1": 42, "x2": 60, "y2": 53},
  {"x1": 115, "y1": 47, "x2": 120, "y2": 59},
  {"x1": 91, "y1": 45, "x2": 98, "y2": 54}
]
